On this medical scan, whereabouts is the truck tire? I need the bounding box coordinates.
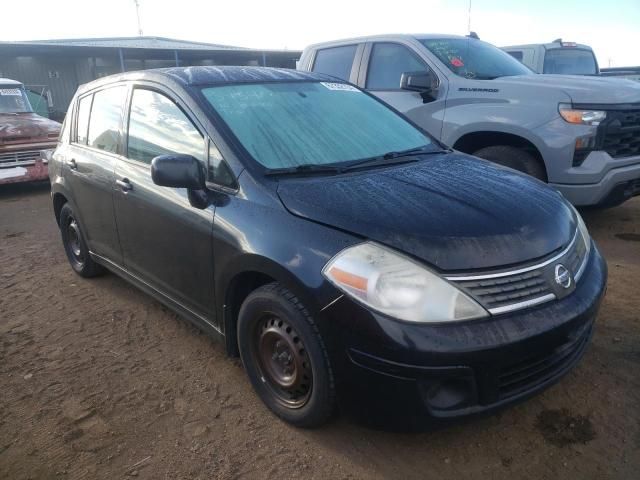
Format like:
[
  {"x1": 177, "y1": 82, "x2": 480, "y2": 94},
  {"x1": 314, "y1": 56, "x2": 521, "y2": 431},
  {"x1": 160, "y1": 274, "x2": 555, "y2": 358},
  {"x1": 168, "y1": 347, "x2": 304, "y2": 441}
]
[
  {"x1": 59, "y1": 203, "x2": 105, "y2": 278},
  {"x1": 237, "y1": 282, "x2": 336, "y2": 428},
  {"x1": 473, "y1": 145, "x2": 547, "y2": 181}
]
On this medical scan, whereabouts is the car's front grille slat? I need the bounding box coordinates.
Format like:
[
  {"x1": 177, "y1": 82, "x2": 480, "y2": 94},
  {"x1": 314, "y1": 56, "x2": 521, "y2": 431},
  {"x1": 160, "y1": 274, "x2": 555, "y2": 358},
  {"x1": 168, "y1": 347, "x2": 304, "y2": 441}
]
[
  {"x1": 0, "y1": 149, "x2": 41, "y2": 167},
  {"x1": 447, "y1": 228, "x2": 589, "y2": 314},
  {"x1": 497, "y1": 326, "x2": 591, "y2": 399},
  {"x1": 601, "y1": 108, "x2": 640, "y2": 159}
]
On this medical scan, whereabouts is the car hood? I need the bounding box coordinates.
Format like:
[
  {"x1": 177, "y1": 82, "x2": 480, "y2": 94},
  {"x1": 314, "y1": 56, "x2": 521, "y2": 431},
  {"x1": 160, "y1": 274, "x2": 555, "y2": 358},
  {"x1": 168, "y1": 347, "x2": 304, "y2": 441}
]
[
  {"x1": 495, "y1": 74, "x2": 640, "y2": 104},
  {"x1": 277, "y1": 154, "x2": 575, "y2": 272},
  {"x1": 0, "y1": 113, "x2": 61, "y2": 143}
]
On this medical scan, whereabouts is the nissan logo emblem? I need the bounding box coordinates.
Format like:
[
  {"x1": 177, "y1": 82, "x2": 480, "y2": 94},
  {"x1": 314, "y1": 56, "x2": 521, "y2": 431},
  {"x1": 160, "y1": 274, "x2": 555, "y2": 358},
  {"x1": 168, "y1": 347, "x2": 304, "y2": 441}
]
[{"x1": 555, "y1": 264, "x2": 572, "y2": 289}]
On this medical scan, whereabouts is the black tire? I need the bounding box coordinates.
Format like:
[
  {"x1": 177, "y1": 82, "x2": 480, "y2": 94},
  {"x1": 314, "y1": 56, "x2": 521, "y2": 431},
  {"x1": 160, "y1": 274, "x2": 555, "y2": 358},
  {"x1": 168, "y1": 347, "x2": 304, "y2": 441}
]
[
  {"x1": 237, "y1": 282, "x2": 335, "y2": 428},
  {"x1": 59, "y1": 203, "x2": 104, "y2": 278},
  {"x1": 473, "y1": 145, "x2": 547, "y2": 181}
]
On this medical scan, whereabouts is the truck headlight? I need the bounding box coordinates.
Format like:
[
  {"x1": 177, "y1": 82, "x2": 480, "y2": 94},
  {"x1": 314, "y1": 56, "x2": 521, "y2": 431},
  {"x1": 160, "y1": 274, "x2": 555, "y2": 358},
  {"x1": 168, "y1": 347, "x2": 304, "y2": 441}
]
[
  {"x1": 322, "y1": 242, "x2": 488, "y2": 323},
  {"x1": 559, "y1": 103, "x2": 606, "y2": 126}
]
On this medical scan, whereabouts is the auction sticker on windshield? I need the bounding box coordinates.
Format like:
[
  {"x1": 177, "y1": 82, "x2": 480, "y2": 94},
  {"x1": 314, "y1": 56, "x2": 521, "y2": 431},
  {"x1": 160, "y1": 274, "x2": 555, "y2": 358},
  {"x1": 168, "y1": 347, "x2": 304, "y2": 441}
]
[
  {"x1": 320, "y1": 82, "x2": 358, "y2": 92},
  {"x1": 0, "y1": 89, "x2": 22, "y2": 96}
]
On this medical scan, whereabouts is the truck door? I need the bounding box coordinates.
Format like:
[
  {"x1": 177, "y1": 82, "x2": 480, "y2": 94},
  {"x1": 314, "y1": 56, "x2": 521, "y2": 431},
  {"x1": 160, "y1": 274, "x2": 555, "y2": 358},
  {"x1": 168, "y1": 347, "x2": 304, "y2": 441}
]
[{"x1": 358, "y1": 42, "x2": 447, "y2": 140}]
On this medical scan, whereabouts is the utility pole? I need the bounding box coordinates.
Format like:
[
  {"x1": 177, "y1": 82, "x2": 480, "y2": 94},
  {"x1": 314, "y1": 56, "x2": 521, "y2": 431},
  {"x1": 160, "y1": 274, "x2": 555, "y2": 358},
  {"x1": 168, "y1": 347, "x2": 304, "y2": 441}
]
[
  {"x1": 134, "y1": 0, "x2": 143, "y2": 36},
  {"x1": 467, "y1": 0, "x2": 472, "y2": 34}
]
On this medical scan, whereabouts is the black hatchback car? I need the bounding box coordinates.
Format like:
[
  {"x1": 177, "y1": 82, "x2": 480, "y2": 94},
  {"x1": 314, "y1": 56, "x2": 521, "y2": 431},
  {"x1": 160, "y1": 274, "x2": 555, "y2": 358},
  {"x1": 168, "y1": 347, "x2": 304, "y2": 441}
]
[{"x1": 50, "y1": 67, "x2": 607, "y2": 428}]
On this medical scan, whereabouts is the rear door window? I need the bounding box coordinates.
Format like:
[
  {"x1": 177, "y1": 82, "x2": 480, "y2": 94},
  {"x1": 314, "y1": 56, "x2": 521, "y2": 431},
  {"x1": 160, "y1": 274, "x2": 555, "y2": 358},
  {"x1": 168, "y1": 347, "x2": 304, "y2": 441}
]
[
  {"x1": 366, "y1": 43, "x2": 428, "y2": 90},
  {"x1": 312, "y1": 45, "x2": 357, "y2": 81},
  {"x1": 75, "y1": 94, "x2": 92, "y2": 145},
  {"x1": 126, "y1": 88, "x2": 204, "y2": 165},
  {"x1": 87, "y1": 86, "x2": 127, "y2": 154}
]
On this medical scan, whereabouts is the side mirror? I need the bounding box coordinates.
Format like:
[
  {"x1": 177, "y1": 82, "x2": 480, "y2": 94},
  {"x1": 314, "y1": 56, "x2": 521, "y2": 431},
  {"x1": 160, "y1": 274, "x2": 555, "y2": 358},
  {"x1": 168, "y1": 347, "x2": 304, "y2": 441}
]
[
  {"x1": 151, "y1": 154, "x2": 205, "y2": 190},
  {"x1": 400, "y1": 70, "x2": 438, "y2": 102}
]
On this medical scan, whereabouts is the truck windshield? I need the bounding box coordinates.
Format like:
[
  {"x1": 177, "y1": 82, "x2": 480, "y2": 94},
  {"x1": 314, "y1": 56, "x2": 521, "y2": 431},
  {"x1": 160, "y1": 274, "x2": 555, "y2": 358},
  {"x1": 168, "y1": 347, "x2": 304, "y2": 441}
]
[
  {"x1": 0, "y1": 86, "x2": 33, "y2": 114},
  {"x1": 543, "y1": 49, "x2": 598, "y2": 75},
  {"x1": 421, "y1": 38, "x2": 532, "y2": 79},
  {"x1": 201, "y1": 81, "x2": 434, "y2": 170}
]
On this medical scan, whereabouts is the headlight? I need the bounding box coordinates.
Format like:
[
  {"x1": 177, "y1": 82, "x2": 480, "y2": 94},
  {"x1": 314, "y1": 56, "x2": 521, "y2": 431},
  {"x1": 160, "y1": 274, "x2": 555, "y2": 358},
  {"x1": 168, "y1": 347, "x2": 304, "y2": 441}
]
[
  {"x1": 570, "y1": 204, "x2": 591, "y2": 257},
  {"x1": 559, "y1": 103, "x2": 606, "y2": 126},
  {"x1": 322, "y1": 242, "x2": 488, "y2": 323}
]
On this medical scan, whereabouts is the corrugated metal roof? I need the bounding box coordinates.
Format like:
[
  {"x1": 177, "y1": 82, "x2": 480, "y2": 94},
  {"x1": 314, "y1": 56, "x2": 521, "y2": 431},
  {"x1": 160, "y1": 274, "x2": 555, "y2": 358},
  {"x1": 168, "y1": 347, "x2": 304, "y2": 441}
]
[{"x1": 1, "y1": 36, "x2": 251, "y2": 51}]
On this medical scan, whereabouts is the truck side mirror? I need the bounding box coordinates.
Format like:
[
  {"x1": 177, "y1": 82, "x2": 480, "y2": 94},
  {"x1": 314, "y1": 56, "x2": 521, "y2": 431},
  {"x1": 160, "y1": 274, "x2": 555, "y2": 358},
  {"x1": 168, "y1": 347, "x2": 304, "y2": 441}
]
[{"x1": 400, "y1": 71, "x2": 438, "y2": 102}]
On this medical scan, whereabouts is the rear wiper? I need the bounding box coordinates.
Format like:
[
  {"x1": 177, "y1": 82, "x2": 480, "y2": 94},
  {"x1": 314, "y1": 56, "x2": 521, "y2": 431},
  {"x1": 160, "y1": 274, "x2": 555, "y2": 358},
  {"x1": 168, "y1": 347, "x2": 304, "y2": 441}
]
[
  {"x1": 264, "y1": 163, "x2": 343, "y2": 176},
  {"x1": 342, "y1": 146, "x2": 452, "y2": 171}
]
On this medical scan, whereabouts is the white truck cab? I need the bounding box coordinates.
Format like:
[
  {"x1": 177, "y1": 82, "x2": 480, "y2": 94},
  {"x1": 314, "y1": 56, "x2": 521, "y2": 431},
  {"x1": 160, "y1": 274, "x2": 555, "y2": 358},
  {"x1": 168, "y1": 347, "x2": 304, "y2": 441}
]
[{"x1": 502, "y1": 40, "x2": 599, "y2": 76}]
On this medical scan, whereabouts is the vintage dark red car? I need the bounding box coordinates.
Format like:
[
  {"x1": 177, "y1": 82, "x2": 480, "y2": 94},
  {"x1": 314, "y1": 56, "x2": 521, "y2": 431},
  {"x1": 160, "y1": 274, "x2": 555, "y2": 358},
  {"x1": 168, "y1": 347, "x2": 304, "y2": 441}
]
[{"x1": 0, "y1": 78, "x2": 60, "y2": 185}]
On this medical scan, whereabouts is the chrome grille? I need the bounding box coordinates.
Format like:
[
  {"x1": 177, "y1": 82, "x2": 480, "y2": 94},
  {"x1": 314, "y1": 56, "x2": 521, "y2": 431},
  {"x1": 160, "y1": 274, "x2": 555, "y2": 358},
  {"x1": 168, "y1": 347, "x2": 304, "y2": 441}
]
[
  {"x1": 447, "y1": 229, "x2": 589, "y2": 315},
  {"x1": 0, "y1": 149, "x2": 42, "y2": 167}
]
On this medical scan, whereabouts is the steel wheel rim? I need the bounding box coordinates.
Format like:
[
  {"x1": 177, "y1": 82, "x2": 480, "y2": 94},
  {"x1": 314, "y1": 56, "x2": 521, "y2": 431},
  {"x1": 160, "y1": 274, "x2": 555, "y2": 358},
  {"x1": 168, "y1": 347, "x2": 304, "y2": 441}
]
[
  {"x1": 254, "y1": 315, "x2": 312, "y2": 409},
  {"x1": 67, "y1": 218, "x2": 84, "y2": 263}
]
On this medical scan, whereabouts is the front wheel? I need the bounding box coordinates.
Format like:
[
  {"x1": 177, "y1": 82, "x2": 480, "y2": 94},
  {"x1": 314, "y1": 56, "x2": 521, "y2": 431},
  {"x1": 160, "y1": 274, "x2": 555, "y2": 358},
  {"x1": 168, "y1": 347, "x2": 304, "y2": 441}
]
[
  {"x1": 473, "y1": 145, "x2": 547, "y2": 181},
  {"x1": 237, "y1": 283, "x2": 335, "y2": 427}
]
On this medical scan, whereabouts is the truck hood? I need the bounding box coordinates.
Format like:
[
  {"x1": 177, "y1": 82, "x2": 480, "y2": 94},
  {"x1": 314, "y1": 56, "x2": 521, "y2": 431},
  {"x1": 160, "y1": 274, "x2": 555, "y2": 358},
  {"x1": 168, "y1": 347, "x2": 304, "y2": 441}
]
[
  {"x1": 494, "y1": 74, "x2": 640, "y2": 104},
  {"x1": 277, "y1": 154, "x2": 575, "y2": 272},
  {"x1": 0, "y1": 113, "x2": 61, "y2": 144}
]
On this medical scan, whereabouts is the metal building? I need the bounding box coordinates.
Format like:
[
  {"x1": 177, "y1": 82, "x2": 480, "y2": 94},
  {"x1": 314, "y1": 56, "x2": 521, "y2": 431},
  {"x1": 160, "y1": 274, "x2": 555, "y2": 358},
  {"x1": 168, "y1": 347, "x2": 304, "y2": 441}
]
[{"x1": 0, "y1": 37, "x2": 301, "y2": 121}]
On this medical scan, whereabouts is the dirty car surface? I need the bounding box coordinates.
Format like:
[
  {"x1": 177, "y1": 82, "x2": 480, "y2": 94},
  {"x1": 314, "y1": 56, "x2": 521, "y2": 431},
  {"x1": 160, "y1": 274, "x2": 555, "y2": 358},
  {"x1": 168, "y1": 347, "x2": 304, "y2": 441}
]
[{"x1": 49, "y1": 66, "x2": 607, "y2": 429}]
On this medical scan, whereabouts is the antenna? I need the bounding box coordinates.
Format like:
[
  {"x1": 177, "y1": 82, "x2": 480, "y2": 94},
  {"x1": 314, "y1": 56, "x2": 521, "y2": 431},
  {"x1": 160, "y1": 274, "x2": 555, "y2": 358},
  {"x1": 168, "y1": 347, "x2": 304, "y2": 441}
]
[{"x1": 133, "y1": 0, "x2": 143, "y2": 36}]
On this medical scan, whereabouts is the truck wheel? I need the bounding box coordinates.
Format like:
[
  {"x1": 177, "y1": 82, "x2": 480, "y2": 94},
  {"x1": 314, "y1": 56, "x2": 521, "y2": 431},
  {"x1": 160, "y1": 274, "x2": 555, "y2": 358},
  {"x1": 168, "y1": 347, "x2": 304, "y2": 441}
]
[
  {"x1": 473, "y1": 145, "x2": 547, "y2": 181},
  {"x1": 59, "y1": 203, "x2": 104, "y2": 278},
  {"x1": 237, "y1": 283, "x2": 335, "y2": 428}
]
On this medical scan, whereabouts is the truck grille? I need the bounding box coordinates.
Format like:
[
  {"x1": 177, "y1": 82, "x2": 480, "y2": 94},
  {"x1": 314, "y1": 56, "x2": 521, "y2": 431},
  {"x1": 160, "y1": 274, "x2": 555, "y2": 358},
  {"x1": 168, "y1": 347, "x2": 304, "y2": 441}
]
[
  {"x1": 447, "y1": 228, "x2": 589, "y2": 314},
  {"x1": 0, "y1": 149, "x2": 42, "y2": 167},
  {"x1": 601, "y1": 108, "x2": 640, "y2": 158}
]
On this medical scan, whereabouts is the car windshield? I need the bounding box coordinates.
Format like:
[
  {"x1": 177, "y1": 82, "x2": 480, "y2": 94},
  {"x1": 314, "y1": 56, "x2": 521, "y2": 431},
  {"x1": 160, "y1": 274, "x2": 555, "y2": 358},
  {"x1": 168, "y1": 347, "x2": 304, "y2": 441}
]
[
  {"x1": 543, "y1": 49, "x2": 598, "y2": 75},
  {"x1": 201, "y1": 81, "x2": 434, "y2": 170},
  {"x1": 0, "y1": 86, "x2": 33, "y2": 113},
  {"x1": 421, "y1": 38, "x2": 532, "y2": 79}
]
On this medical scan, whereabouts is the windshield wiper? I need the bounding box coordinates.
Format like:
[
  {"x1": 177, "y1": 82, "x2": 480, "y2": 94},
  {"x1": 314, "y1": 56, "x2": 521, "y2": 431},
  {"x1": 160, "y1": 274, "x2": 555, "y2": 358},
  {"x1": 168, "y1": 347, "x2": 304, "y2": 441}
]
[
  {"x1": 264, "y1": 163, "x2": 343, "y2": 176},
  {"x1": 342, "y1": 146, "x2": 452, "y2": 171}
]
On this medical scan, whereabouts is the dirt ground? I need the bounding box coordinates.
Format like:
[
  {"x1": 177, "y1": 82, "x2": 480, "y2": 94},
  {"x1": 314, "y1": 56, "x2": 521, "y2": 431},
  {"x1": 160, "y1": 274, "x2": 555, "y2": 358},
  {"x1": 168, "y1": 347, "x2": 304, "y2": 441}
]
[{"x1": 1, "y1": 182, "x2": 638, "y2": 480}]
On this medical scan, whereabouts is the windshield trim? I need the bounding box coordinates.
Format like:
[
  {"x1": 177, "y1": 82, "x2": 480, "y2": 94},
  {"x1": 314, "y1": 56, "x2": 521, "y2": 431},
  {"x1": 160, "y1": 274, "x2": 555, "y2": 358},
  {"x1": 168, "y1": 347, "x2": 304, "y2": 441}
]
[{"x1": 197, "y1": 80, "x2": 446, "y2": 176}]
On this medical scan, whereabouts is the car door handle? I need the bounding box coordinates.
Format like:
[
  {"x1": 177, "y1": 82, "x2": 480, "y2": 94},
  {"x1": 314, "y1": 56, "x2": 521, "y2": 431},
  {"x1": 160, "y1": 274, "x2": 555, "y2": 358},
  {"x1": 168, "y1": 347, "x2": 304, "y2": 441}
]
[
  {"x1": 116, "y1": 178, "x2": 133, "y2": 192},
  {"x1": 67, "y1": 158, "x2": 77, "y2": 170}
]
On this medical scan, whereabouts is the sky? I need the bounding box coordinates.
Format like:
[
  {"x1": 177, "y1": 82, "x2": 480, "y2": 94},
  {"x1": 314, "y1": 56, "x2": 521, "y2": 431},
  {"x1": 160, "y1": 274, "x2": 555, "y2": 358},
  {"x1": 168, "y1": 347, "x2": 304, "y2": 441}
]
[{"x1": 2, "y1": 0, "x2": 639, "y2": 67}]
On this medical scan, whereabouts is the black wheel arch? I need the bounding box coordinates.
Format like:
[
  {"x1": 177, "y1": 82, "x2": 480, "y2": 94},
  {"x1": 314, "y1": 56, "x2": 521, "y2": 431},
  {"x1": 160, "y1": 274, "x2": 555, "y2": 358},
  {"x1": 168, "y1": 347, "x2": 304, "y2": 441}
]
[{"x1": 453, "y1": 130, "x2": 547, "y2": 177}]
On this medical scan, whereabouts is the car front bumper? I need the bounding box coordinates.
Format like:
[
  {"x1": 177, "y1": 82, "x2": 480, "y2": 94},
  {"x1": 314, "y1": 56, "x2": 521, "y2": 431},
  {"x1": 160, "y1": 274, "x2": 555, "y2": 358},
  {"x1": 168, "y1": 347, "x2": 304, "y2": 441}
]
[
  {"x1": 0, "y1": 159, "x2": 49, "y2": 185},
  {"x1": 320, "y1": 244, "x2": 607, "y2": 429},
  {"x1": 550, "y1": 153, "x2": 640, "y2": 206}
]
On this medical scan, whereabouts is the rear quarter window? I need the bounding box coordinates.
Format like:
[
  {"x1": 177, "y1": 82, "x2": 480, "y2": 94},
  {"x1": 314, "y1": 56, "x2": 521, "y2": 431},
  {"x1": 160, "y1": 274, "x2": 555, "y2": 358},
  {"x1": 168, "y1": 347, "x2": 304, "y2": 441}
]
[
  {"x1": 312, "y1": 45, "x2": 357, "y2": 81},
  {"x1": 75, "y1": 94, "x2": 92, "y2": 145}
]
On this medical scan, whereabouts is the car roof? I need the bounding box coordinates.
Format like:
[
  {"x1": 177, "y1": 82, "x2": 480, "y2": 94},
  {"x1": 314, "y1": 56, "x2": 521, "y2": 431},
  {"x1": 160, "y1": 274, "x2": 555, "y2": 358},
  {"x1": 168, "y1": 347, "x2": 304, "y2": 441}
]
[
  {"x1": 502, "y1": 42, "x2": 593, "y2": 51},
  {"x1": 76, "y1": 66, "x2": 336, "y2": 95},
  {"x1": 305, "y1": 33, "x2": 468, "y2": 49},
  {"x1": 0, "y1": 78, "x2": 23, "y2": 87}
]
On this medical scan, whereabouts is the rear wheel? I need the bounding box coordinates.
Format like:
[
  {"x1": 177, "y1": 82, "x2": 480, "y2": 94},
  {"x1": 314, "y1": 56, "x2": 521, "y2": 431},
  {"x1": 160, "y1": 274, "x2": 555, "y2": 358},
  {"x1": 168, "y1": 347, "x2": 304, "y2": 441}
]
[
  {"x1": 473, "y1": 145, "x2": 547, "y2": 181},
  {"x1": 59, "y1": 203, "x2": 104, "y2": 278},
  {"x1": 237, "y1": 283, "x2": 335, "y2": 427}
]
